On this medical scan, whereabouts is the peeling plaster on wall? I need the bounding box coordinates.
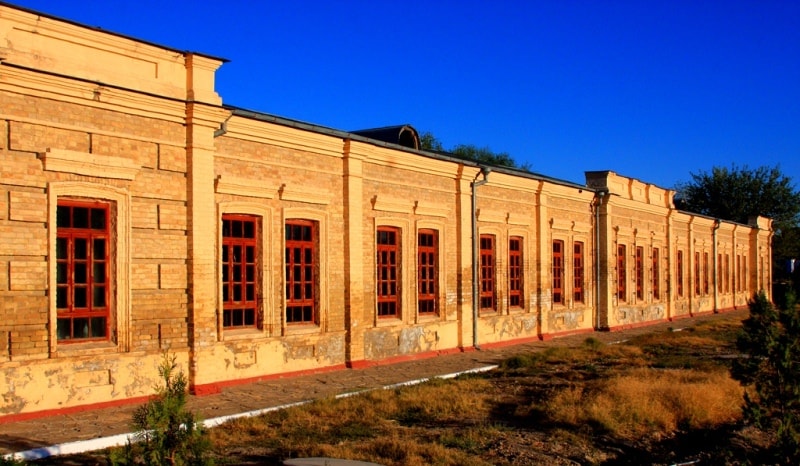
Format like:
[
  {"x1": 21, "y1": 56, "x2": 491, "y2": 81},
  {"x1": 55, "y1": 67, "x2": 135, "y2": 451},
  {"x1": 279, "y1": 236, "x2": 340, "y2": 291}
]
[
  {"x1": 547, "y1": 310, "x2": 584, "y2": 332},
  {"x1": 288, "y1": 344, "x2": 315, "y2": 360},
  {"x1": 519, "y1": 315, "x2": 538, "y2": 333},
  {"x1": 365, "y1": 330, "x2": 398, "y2": 359},
  {"x1": 617, "y1": 303, "x2": 665, "y2": 325},
  {"x1": 398, "y1": 326, "x2": 435, "y2": 354},
  {"x1": 315, "y1": 334, "x2": 345, "y2": 364},
  {"x1": 1, "y1": 372, "x2": 28, "y2": 414},
  {"x1": 122, "y1": 358, "x2": 152, "y2": 398}
]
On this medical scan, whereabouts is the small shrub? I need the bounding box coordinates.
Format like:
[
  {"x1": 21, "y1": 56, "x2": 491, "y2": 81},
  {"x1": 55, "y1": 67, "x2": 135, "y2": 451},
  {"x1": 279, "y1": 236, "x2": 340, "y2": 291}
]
[{"x1": 110, "y1": 352, "x2": 212, "y2": 466}]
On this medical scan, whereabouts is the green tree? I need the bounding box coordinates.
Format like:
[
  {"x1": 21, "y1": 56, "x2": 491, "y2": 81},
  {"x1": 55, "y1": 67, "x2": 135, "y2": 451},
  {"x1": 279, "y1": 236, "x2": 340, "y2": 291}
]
[
  {"x1": 731, "y1": 290, "x2": 800, "y2": 463},
  {"x1": 112, "y1": 353, "x2": 212, "y2": 466},
  {"x1": 418, "y1": 131, "x2": 530, "y2": 171},
  {"x1": 675, "y1": 164, "x2": 800, "y2": 285}
]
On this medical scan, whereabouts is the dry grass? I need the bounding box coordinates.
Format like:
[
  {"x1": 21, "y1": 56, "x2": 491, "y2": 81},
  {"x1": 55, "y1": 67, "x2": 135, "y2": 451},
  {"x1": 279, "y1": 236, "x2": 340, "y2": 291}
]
[
  {"x1": 545, "y1": 367, "x2": 743, "y2": 438},
  {"x1": 72, "y1": 313, "x2": 754, "y2": 465}
]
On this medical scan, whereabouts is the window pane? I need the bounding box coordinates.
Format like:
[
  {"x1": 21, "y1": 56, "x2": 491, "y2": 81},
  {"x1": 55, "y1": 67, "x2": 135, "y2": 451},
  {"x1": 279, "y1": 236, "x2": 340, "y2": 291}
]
[
  {"x1": 91, "y1": 208, "x2": 106, "y2": 230},
  {"x1": 93, "y1": 285, "x2": 106, "y2": 307},
  {"x1": 57, "y1": 206, "x2": 71, "y2": 227},
  {"x1": 74, "y1": 263, "x2": 87, "y2": 284},
  {"x1": 73, "y1": 208, "x2": 89, "y2": 228},
  {"x1": 73, "y1": 318, "x2": 89, "y2": 338},
  {"x1": 74, "y1": 287, "x2": 87, "y2": 308},
  {"x1": 57, "y1": 263, "x2": 68, "y2": 284},
  {"x1": 56, "y1": 319, "x2": 71, "y2": 340},
  {"x1": 90, "y1": 317, "x2": 107, "y2": 337},
  {"x1": 56, "y1": 287, "x2": 68, "y2": 308},
  {"x1": 243, "y1": 221, "x2": 255, "y2": 238},
  {"x1": 94, "y1": 238, "x2": 106, "y2": 259},
  {"x1": 74, "y1": 238, "x2": 88, "y2": 259},
  {"x1": 94, "y1": 262, "x2": 106, "y2": 283},
  {"x1": 56, "y1": 238, "x2": 68, "y2": 259}
]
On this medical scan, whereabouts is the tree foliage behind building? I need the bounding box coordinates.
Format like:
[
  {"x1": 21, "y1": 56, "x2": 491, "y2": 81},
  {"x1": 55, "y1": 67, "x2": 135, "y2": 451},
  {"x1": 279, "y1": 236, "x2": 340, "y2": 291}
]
[
  {"x1": 419, "y1": 131, "x2": 531, "y2": 171},
  {"x1": 675, "y1": 164, "x2": 800, "y2": 288}
]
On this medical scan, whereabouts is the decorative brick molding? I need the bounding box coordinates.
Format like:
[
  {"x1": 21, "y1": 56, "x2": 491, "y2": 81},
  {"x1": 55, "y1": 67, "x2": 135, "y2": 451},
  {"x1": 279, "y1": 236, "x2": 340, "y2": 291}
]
[{"x1": 39, "y1": 148, "x2": 140, "y2": 180}]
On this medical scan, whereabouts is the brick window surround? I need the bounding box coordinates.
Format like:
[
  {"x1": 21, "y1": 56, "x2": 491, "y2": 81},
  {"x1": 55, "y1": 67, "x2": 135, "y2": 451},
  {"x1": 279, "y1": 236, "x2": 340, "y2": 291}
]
[
  {"x1": 221, "y1": 214, "x2": 260, "y2": 329},
  {"x1": 695, "y1": 251, "x2": 701, "y2": 295},
  {"x1": 508, "y1": 237, "x2": 523, "y2": 308},
  {"x1": 479, "y1": 234, "x2": 496, "y2": 311},
  {"x1": 285, "y1": 220, "x2": 318, "y2": 324},
  {"x1": 377, "y1": 227, "x2": 401, "y2": 318},
  {"x1": 552, "y1": 240, "x2": 564, "y2": 305},
  {"x1": 55, "y1": 200, "x2": 110, "y2": 341},
  {"x1": 635, "y1": 246, "x2": 644, "y2": 300},
  {"x1": 573, "y1": 241, "x2": 584, "y2": 304},
  {"x1": 617, "y1": 244, "x2": 627, "y2": 302},
  {"x1": 652, "y1": 247, "x2": 660, "y2": 300},
  {"x1": 677, "y1": 250, "x2": 684, "y2": 297},
  {"x1": 417, "y1": 229, "x2": 438, "y2": 315}
]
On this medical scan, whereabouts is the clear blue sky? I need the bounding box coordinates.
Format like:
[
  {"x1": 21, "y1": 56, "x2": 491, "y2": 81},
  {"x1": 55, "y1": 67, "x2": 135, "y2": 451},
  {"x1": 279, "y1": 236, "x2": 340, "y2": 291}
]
[{"x1": 9, "y1": 0, "x2": 800, "y2": 189}]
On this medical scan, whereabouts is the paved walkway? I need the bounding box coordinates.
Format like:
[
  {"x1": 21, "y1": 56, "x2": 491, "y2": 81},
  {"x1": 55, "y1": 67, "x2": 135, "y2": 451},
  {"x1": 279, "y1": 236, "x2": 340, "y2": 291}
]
[{"x1": 0, "y1": 310, "x2": 746, "y2": 459}]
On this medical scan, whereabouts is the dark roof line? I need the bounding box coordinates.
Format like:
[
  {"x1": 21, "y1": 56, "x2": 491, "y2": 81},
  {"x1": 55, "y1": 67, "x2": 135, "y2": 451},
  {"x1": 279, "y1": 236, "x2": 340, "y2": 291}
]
[{"x1": 225, "y1": 105, "x2": 589, "y2": 192}]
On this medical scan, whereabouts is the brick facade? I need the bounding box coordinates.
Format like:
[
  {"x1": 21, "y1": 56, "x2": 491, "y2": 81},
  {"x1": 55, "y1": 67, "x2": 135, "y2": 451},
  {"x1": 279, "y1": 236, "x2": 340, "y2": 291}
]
[{"x1": 0, "y1": 4, "x2": 773, "y2": 419}]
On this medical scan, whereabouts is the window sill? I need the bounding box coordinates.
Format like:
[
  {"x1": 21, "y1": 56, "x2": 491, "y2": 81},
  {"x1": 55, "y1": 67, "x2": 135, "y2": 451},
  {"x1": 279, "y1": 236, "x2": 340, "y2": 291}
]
[
  {"x1": 375, "y1": 316, "x2": 403, "y2": 328},
  {"x1": 54, "y1": 340, "x2": 118, "y2": 357},
  {"x1": 222, "y1": 327, "x2": 265, "y2": 341},
  {"x1": 284, "y1": 324, "x2": 321, "y2": 336}
]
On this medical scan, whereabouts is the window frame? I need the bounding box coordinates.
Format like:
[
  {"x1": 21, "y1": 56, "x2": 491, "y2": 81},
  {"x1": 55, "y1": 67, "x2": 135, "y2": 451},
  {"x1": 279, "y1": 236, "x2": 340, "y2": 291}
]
[
  {"x1": 573, "y1": 241, "x2": 584, "y2": 304},
  {"x1": 285, "y1": 219, "x2": 319, "y2": 325},
  {"x1": 652, "y1": 247, "x2": 660, "y2": 300},
  {"x1": 617, "y1": 244, "x2": 627, "y2": 302},
  {"x1": 221, "y1": 214, "x2": 261, "y2": 330},
  {"x1": 377, "y1": 226, "x2": 401, "y2": 318},
  {"x1": 479, "y1": 234, "x2": 497, "y2": 311},
  {"x1": 695, "y1": 251, "x2": 701, "y2": 295},
  {"x1": 55, "y1": 200, "x2": 111, "y2": 343},
  {"x1": 635, "y1": 246, "x2": 644, "y2": 300},
  {"x1": 552, "y1": 239, "x2": 564, "y2": 305},
  {"x1": 676, "y1": 250, "x2": 684, "y2": 298},
  {"x1": 417, "y1": 229, "x2": 439, "y2": 316},
  {"x1": 508, "y1": 236, "x2": 524, "y2": 309},
  {"x1": 703, "y1": 252, "x2": 710, "y2": 295}
]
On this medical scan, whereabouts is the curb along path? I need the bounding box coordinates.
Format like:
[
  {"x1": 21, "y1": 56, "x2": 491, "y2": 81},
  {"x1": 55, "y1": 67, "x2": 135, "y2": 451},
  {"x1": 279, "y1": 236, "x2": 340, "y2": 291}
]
[{"x1": 0, "y1": 309, "x2": 747, "y2": 460}]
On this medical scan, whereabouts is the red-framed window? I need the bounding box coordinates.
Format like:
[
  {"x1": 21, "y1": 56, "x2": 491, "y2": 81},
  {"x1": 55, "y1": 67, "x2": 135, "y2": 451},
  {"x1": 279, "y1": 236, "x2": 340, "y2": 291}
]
[
  {"x1": 417, "y1": 229, "x2": 438, "y2": 315},
  {"x1": 377, "y1": 227, "x2": 401, "y2": 317},
  {"x1": 286, "y1": 220, "x2": 317, "y2": 324},
  {"x1": 725, "y1": 254, "x2": 730, "y2": 293},
  {"x1": 717, "y1": 254, "x2": 723, "y2": 293},
  {"x1": 737, "y1": 254, "x2": 742, "y2": 292},
  {"x1": 635, "y1": 247, "x2": 644, "y2": 300},
  {"x1": 676, "y1": 250, "x2": 684, "y2": 297},
  {"x1": 695, "y1": 252, "x2": 701, "y2": 295},
  {"x1": 552, "y1": 240, "x2": 564, "y2": 305},
  {"x1": 479, "y1": 234, "x2": 496, "y2": 311},
  {"x1": 56, "y1": 201, "x2": 111, "y2": 341},
  {"x1": 509, "y1": 237, "x2": 523, "y2": 308},
  {"x1": 652, "y1": 247, "x2": 660, "y2": 300},
  {"x1": 222, "y1": 214, "x2": 259, "y2": 329},
  {"x1": 617, "y1": 244, "x2": 627, "y2": 302},
  {"x1": 573, "y1": 241, "x2": 584, "y2": 303},
  {"x1": 703, "y1": 252, "x2": 710, "y2": 295}
]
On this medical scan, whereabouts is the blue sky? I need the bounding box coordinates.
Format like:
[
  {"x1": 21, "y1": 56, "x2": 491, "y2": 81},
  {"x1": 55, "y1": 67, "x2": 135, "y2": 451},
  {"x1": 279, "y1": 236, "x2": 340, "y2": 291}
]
[{"x1": 8, "y1": 0, "x2": 800, "y2": 189}]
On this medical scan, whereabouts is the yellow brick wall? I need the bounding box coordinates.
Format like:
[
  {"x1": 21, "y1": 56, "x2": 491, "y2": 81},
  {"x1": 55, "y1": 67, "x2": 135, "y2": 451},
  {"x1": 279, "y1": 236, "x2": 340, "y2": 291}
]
[{"x1": 0, "y1": 3, "x2": 775, "y2": 416}]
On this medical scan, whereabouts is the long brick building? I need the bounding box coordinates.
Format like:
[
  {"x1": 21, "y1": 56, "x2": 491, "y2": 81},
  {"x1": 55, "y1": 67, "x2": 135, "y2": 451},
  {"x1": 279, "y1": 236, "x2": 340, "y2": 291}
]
[{"x1": 0, "y1": 3, "x2": 772, "y2": 420}]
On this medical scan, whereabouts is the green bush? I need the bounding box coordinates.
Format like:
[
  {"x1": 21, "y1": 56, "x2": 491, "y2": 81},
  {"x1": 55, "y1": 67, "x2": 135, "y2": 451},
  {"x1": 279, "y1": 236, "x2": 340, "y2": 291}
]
[
  {"x1": 731, "y1": 290, "x2": 800, "y2": 463},
  {"x1": 110, "y1": 353, "x2": 212, "y2": 466}
]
